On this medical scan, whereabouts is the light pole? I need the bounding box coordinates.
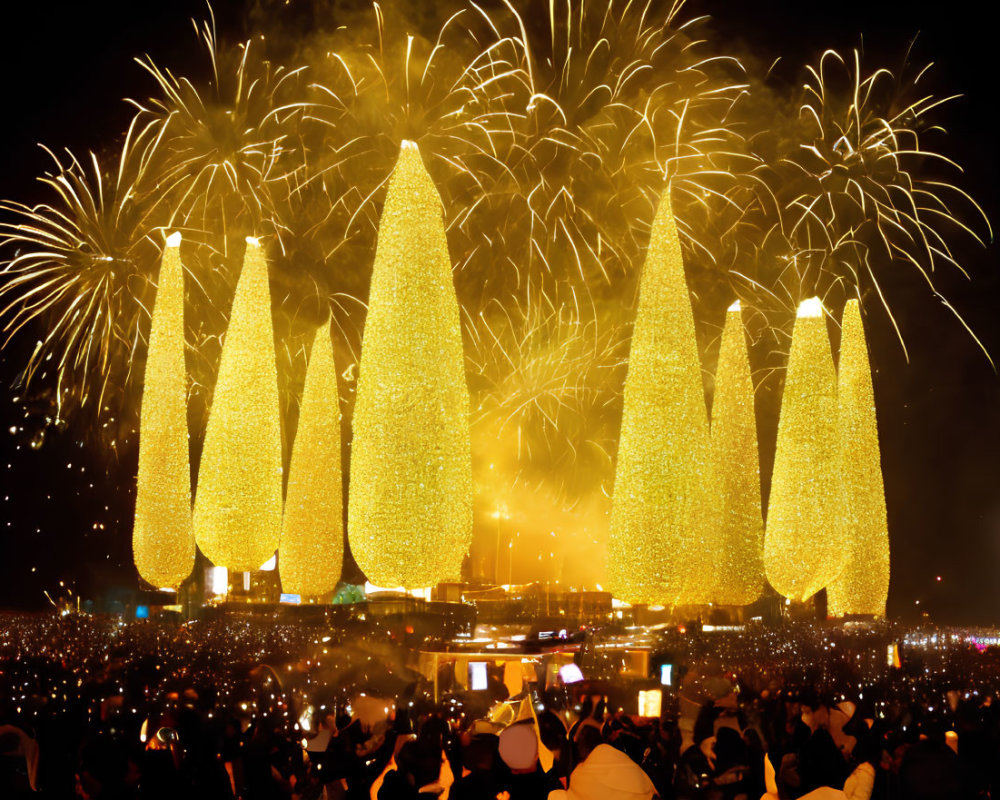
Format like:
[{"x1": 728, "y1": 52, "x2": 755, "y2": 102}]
[{"x1": 492, "y1": 502, "x2": 509, "y2": 584}]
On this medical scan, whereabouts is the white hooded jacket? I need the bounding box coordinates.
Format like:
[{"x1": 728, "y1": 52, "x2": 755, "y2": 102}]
[{"x1": 548, "y1": 744, "x2": 655, "y2": 800}]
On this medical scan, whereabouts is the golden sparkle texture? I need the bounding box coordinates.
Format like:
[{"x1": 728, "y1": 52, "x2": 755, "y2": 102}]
[
  {"x1": 193, "y1": 239, "x2": 283, "y2": 572},
  {"x1": 279, "y1": 323, "x2": 344, "y2": 597},
  {"x1": 132, "y1": 239, "x2": 195, "y2": 588},
  {"x1": 607, "y1": 187, "x2": 720, "y2": 606},
  {"x1": 827, "y1": 300, "x2": 890, "y2": 617},
  {"x1": 764, "y1": 298, "x2": 847, "y2": 601},
  {"x1": 347, "y1": 142, "x2": 473, "y2": 588},
  {"x1": 710, "y1": 304, "x2": 765, "y2": 606}
]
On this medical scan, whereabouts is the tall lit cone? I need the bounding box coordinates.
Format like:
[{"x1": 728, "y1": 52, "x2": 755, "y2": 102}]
[
  {"x1": 711, "y1": 301, "x2": 765, "y2": 606},
  {"x1": 764, "y1": 297, "x2": 848, "y2": 601},
  {"x1": 607, "y1": 185, "x2": 721, "y2": 606},
  {"x1": 827, "y1": 299, "x2": 890, "y2": 616},
  {"x1": 279, "y1": 322, "x2": 344, "y2": 597},
  {"x1": 194, "y1": 237, "x2": 283, "y2": 572},
  {"x1": 348, "y1": 141, "x2": 473, "y2": 588},
  {"x1": 133, "y1": 232, "x2": 195, "y2": 588}
]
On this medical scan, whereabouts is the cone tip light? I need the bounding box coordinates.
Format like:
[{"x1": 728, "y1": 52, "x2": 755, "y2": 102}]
[
  {"x1": 245, "y1": 235, "x2": 260, "y2": 247},
  {"x1": 797, "y1": 297, "x2": 824, "y2": 318},
  {"x1": 165, "y1": 232, "x2": 182, "y2": 248},
  {"x1": 727, "y1": 300, "x2": 741, "y2": 313}
]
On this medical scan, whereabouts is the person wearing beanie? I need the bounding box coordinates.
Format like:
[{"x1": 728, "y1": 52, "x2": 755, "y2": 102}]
[
  {"x1": 499, "y1": 722, "x2": 557, "y2": 799},
  {"x1": 548, "y1": 743, "x2": 656, "y2": 800}
]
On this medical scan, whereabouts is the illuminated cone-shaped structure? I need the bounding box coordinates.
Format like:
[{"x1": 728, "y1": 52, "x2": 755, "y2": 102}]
[
  {"x1": 194, "y1": 238, "x2": 283, "y2": 571},
  {"x1": 133, "y1": 233, "x2": 195, "y2": 588},
  {"x1": 764, "y1": 297, "x2": 847, "y2": 601},
  {"x1": 608, "y1": 186, "x2": 720, "y2": 606},
  {"x1": 279, "y1": 323, "x2": 343, "y2": 597},
  {"x1": 348, "y1": 141, "x2": 473, "y2": 588},
  {"x1": 827, "y1": 300, "x2": 890, "y2": 616},
  {"x1": 711, "y1": 301, "x2": 765, "y2": 606}
]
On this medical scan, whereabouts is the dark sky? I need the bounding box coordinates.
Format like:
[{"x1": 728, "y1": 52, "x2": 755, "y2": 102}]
[{"x1": 0, "y1": 0, "x2": 997, "y2": 621}]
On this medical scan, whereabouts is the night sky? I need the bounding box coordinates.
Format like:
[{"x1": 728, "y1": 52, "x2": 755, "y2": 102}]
[{"x1": 0, "y1": 0, "x2": 997, "y2": 621}]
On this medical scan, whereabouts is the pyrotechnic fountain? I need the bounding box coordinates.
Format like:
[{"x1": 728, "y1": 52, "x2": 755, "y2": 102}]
[
  {"x1": 827, "y1": 299, "x2": 890, "y2": 617},
  {"x1": 710, "y1": 301, "x2": 765, "y2": 607},
  {"x1": 0, "y1": 0, "x2": 991, "y2": 613},
  {"x1": 764, "y1": 298, "x2": 847, "y2": 602},
  {"x1": 133, "y1": 232, "x2": 195, "y2": 589},
  {"x1": 193, "y1": 238, "x2": 283, "y2": 573},
  {"x1": 347, "y1": 141, "x2": 473, "y2": 590},
  {"x1": 606, "y1": 187, "x2": 721, "y2": 607},
  {"x1": 279, "y1": 322, "x2": 344, "y2": 598}
]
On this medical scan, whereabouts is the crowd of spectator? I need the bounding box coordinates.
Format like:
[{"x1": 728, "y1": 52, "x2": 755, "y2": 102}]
[{"x1": 3, "y1": 613, "x2": 1000, "y2": 799}]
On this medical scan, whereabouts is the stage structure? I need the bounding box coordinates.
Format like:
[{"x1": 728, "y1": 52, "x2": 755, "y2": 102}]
[
  {"x1": 764, "y1": 297, "x2": 847, "y2": 601},
  {"x1": 710, "y1": 301, "x2": 765, "y2": 606},
  {"x1": 132, "y1": 233, "x2": 195, "y2": 588},
  {"x1": 607, "y1": 185, "x2": 721, "y2": 606},
  {"x1": 348, "y1": 141, "x2": 473, "y2": 589},
  {"x1": 279, "y1": 323, "x2": 344, "y2": 598},
  {"x1": 193, "y1": 238, "x2": 283, "y2": 572},
  {"x1": 827, "y1": 299, "x2": 890, "y2": 616}
]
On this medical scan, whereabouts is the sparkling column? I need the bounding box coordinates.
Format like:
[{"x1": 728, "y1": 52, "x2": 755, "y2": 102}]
[
  {"x1": 348, "y1": 141, "x2": 473, "y2": 588},
  {"x1": 827, "y1": 299, "x2": 890, "y2": 616},
  {"x1": 133, "y1": 233, "x2": 195, "y2": 588},
  {"x1": 711, "y1": 301, "x2": 765, "y2": 606},
  {"x1": 764, "y1": 297, "x2": 847, "y2": 601},
  {"x1": 279, "y1": 323, "x2": 343, "y2": 598},
  {"x1": 194, "y1": 237, "x2": 283, "y2": 572},
  {"x1": 607, "y1": 185, "x2": 720, "y2": 606}
]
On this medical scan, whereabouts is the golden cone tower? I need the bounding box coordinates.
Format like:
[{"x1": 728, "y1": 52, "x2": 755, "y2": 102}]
[
  {"x1": 827, "y1": 299, "x2": 890, "y2": 616},
  {"x1": 133, "y1": 233, "x2": 195, "y2": 588},
  {"x1": 607, "y1": 185, "x2": 720, "y2": 606},
  {"x1": 279, "y1": 323, "x2": 344, "y2": 597},
  {"x1": 711, "y1": 301, "x2": 765, "y2": 606},
  {"x1": 764, "y1": 297, "x2": 847, "y2": 601},
  {"x1": 193, "y1": 237, "x2": 283, "y2": 571},
  {"x1": 348, "y1": 141, "x2": 473, "y2": 588}
]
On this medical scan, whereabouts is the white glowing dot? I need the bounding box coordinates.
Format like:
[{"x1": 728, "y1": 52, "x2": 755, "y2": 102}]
[
  {"x1": 796, "y1": 297, "x2": 824, "y2": 318},
  {"x1": 727, "y1": 300, "x2": 741, "y2": 313},
  {"x1": 165, "y1": 231, "x2": 182, "y2": 247},
  {"x1": 245, "y1": 236, "x2": 260, "y2": 246}
]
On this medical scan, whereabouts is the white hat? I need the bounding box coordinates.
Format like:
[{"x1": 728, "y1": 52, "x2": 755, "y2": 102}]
[{"x1": 547, "y1": 744, "x2": 654, "y2": 800}]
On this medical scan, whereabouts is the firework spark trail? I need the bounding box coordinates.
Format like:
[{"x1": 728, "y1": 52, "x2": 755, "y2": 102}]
[
  {"x1": 466, "y1": 293, "x2": 628, "y2": 501},
  {"x1": 130, "y1": 13, "x2": 310, "y2": 242},
  {"x1": 756, "y1": 47, "x2": 992, "y2": 361},
  {"x1": 0, "y1": 115, "x2": 171, "y2": 427},
  {"x1": 0, "y1": 1, "x2": 991, "y2": 514}
]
